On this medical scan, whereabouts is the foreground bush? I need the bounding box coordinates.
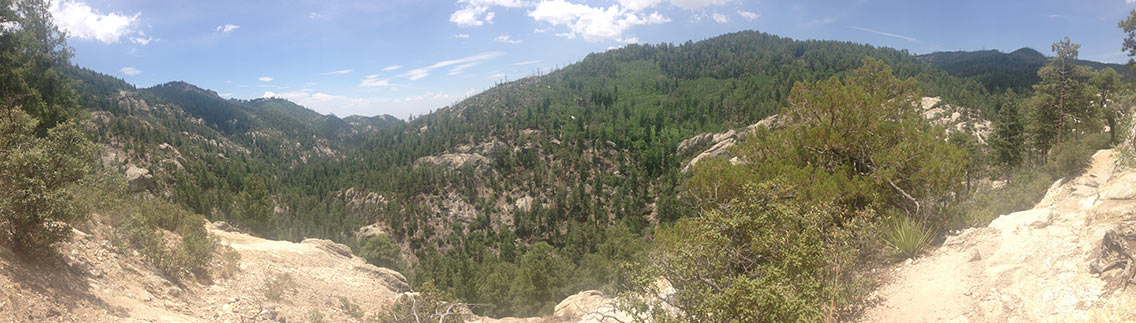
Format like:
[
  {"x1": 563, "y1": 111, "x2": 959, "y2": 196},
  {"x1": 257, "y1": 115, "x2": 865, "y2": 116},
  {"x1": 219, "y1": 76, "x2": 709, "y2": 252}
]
[
  {"x1": 76, "y1": 169, "x2": 217, "y2": 279},
  {"x1": 644, "y1": 182, "x2": 867, "y2": 322},
  {"x1": 0, "y1": 109, "x2": 95, "y2": 254}
]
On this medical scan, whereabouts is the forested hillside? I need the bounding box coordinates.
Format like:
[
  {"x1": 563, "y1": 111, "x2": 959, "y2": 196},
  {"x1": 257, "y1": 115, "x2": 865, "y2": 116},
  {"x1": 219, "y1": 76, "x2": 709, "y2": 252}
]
[
  {"x1": 919, "y1": 47, "x2": 1134, "y2": 93},
  {"x1": 15, "y1": 18, "x2": 1132, "y2": 318}
]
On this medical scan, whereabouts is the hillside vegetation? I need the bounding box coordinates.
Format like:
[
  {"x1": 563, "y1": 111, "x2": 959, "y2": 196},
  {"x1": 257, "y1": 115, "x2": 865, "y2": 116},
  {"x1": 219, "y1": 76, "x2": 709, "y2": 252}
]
[{"x1": 5, "y1": 0, "x2": 1136, "y2": 320}]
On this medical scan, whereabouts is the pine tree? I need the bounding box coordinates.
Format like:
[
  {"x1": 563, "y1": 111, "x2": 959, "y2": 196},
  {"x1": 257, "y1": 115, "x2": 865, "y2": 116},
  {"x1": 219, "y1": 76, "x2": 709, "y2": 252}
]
[
  {"x1": 1025, "y1": 37, "x2": 1095, "y2": 155},
  {"x1": 990, "y1": 89, "x2": 1025, "y2": 170},
  {"x1": 1089, "y1": 68, "x2": 1123, "y2": 145}
]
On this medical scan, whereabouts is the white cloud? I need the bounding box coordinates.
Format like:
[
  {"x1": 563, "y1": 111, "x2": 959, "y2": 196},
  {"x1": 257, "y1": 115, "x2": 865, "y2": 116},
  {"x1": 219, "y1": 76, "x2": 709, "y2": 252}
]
[
  {"x1": 217, "y1": 24, "x2": 240, "y2": 32},
  {"x1": 361, "y1": 75, "x2": 394, "y2": 87},
  {"x1": 130, "y1": 36, "x2": 152, "y2": 45},
  {"x1": 738, "y1": 10, "x2": 758, "y2": 20},
  {"x1": 401, "y1": 51, "x2": 504, "y2": 80},
  {"x1": 258, "y1": 76, "x2": 273, "y2": 82},
  {"x1": 450, "y1": 0, "x2": 529, "y2": 27},
  {"x1": 711, "y1": 13, "x2": 727, "y2": 23},
  {"x1": 120, "y1": 67, "x2": 141, "y2": 76},
  {"x1": 321, "y1": 69, "x2": 353, "y2": 75},
  {"x1": 529, "y1": 0, "x2": 669, "y2": 42},
  {"x1": 309, "y1": 12, "x2": 326, "y2": 19},
  {"x1": 669, "y1": 0, "x2": 730, "y2": 10},
  {"x1": 49, "y1": 0, "x2": 140, "y2": 44},
  {"x1": 619, "y1": 0, "x2": 663, "y2": 11},
  {"x1": 494, "y1": 35, "x2": 523, "y2": 44},
  {"x1": 512, "y1": 60, "x2": 542, "y2": 65},
  {"x1": 1129, "y1": 0, "x2": 1136, "y2": 4},
  {"x1": 455, "y1": 33, "x2": 471, "y2": 38},
  {"x1": 383, "y1": 65, "x2": 402, "y2": 71},
  {"x1": 849, "y1": 26, "x2": 919, "y2": 43}
]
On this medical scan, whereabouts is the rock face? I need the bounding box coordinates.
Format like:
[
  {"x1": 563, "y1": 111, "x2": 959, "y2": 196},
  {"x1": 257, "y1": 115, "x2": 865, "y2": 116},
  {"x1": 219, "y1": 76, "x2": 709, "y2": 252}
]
[
  {"x1": 678, "y1": 114, "x2": 783, "y2": 173},
  {"x1": 920, "y1": 96, "x2": 992, "y2": 145},
  {"x1": 860, "y1": 149, "x2": 1136, "y2": 322},
  {"x1": 124, "y1": 163, "x2": 153, "y2": 192}
]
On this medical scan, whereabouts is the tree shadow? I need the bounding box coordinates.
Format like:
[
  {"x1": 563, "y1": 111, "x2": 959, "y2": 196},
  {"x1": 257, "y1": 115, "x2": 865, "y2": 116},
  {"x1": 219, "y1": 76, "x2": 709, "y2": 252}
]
[{"x1": 0, "y1": 247, "x2": 129, "y2": 319}]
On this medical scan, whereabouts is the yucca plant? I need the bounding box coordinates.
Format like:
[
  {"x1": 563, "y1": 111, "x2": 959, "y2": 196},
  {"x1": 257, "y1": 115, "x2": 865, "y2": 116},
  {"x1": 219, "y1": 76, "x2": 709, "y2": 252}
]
[{"x1": 883, "y1": 215, "x2": 935, "y2": 259}]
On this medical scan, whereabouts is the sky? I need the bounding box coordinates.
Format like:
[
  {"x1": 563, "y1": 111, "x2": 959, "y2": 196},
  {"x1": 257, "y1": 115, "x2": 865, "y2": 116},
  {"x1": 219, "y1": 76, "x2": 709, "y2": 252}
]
[{"x1": 48, "y1": 0, "x2": 1136, "y2": 118}]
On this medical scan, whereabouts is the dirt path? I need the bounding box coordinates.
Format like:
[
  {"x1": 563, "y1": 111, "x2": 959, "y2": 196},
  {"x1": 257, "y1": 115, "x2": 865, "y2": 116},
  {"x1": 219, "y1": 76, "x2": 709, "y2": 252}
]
[{"x1": 861, "y1": 150, "x2": 1136, "y2": 322}]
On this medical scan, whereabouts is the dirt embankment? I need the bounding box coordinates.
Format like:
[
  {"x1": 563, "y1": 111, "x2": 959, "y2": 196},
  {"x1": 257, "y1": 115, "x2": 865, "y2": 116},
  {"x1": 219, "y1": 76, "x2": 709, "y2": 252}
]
[
  {"x1": 861, "y1": 149, "x2": 1136, "y2": 322},
  {"x1": 0, "y1": 220, "x2": 408, "y2": 322}
]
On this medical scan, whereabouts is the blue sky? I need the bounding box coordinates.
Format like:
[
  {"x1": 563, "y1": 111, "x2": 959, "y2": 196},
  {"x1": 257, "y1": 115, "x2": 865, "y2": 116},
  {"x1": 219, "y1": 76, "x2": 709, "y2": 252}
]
[{"x1": 50, "y1": 0, "x2": 1136, "y2": 118}]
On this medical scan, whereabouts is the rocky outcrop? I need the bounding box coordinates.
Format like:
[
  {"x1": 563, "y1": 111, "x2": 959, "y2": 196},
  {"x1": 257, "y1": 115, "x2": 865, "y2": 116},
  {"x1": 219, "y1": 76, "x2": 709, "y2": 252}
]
[
  {"x1": 415, "y1": 153, "x2": 491, "y2": 169},
  {"x1": 678, "y1": 114, "x2": 783, "y2": 173},
  {"x1": 920, "y1": 96, "x2": 992, "y2": 144},
  {"x1": 124, "y1": 163, "x2": 153, "y2": 192},
  {"x1": 861, "y1": 149, "x2": 1136, "y2": 322}
]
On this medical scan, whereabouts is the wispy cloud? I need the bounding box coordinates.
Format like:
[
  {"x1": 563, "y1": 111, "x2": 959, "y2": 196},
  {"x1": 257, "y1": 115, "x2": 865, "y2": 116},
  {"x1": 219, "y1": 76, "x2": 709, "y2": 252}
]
[
  {"x1": 321, "y1": 69, "x2": 353, "y2": 75},
  {"x1": 383, "y1": 65, "x2": 402, "y2": 71},
  {"x1": 711, "y1": 13, "x2": 728, "y2": 24},
  {"x1": 217, "y1": 24, "x2": 240, "y2": 32},
  {"x1": 494, "y1": 34, "x2": 523, "y2": 44},
  {"x1": 1046, "y1": 14, "x2": 1067, "y2": 19},
  {"x1": 801, "y1": 17, "x2": 834, "y2": 28},
  {"x1": 512, "y1": 60, "x2": 541, "y2": 66},
  {"x1": 258, "y1": 76, "x2": 273, "y2": 82},
  {"x1": 402, "y1": 51, "x2": 504, "y2": 81},
  {"x1": 738, "y1": 10, "x2": 758, "y2": 21},
  {"x1": 361, "y1": 75, "x2": 394, "y2": 87},
  {"x1": 120, "y1": 67, "x2": 141, "y2": 76},
  {"x1": 849, "y1": 26, "x2": 918, "y2": 43},
  {"x1": 308, "y1": 12, "x2": 326, "y2": 19}
]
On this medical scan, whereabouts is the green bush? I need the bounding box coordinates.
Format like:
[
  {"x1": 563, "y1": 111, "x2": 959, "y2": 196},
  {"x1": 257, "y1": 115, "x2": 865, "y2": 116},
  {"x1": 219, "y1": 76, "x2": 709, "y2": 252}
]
[
  {"x1": 358, "y1": 234, "x2": 404, "y2": 272},
  {"x1": 0, "y1": 109, "x2": 95, "y2": 254},
  {"x1": 883, "y1": 215, "x2": 935, "y2": 259},
  {"x1": 1045, "y1": 134, "x2": 1109, "y2": 179},
  {"x1": 649, "y1": 182, "x2": 865, "y2": 322},
  {"x1": 75, "y1": 167, "x2": 217, "y2": 280},
  {"x1": 263, "y1": 273, "x2": 297, "y2": 301}
]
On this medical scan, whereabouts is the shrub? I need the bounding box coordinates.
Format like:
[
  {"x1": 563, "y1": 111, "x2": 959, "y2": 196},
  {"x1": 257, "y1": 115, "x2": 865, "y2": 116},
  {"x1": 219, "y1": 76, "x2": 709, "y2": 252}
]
[
  {"x1": 374, "y1": 281, "x2": 467, "y2": 323},
  {"x1": 338, "y1": 296, "x2": 365, "y2": 319},
  {"x1": 883, "y1": 215, "x2": 935, "y2": 259},
  {"x1": 263, "y1": 272, "x2": 298, "y2": 301},
  {"x1": 1045, "y1": 133, "x2": 1109, "y2": 179},
  {"x1": 0, "y1": 110, "x2": 95, "y2": 254},
  {"x1": 648, "y1": 181, "x2": 865, "y2": 322},
  {"x1": 358, "y1": 234, "x2": 404, "y2": 272},
  {"x1": 307, "y1": 309, "x2": 327, "y2": 323}
]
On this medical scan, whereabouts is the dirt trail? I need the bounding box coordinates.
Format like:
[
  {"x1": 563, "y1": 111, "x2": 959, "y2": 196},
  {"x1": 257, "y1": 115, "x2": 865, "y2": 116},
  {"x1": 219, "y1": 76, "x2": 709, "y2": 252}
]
[{"x1": 861, "y1": 150, "x2": 1136, "y2": 322}]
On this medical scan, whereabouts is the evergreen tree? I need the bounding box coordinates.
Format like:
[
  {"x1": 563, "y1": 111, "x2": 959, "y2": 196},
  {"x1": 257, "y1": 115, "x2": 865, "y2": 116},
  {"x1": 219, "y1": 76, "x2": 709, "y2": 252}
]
[
  {"x1": 1089, "y1": 68, "x2": 1123, "y2": 145},
  {"x1": 1024, "y1": 37, "x2": 1095, "y2": 156},
  {"x1": 990, "y1": 89, "x2": 1025, "y2": 170}
]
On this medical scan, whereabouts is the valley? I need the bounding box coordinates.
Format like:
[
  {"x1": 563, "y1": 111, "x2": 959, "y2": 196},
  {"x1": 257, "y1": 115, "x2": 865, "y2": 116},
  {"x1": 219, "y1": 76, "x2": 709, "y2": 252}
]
[{"x1": 4, "y1": 0, "x2": 1136, "y2": 322}]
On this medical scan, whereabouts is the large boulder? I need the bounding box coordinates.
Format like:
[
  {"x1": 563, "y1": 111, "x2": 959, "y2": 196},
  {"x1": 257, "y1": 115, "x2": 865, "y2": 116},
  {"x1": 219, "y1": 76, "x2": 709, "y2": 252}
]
[{"x1": 124, "y1": 163, "x2": 153, "y2": 192}]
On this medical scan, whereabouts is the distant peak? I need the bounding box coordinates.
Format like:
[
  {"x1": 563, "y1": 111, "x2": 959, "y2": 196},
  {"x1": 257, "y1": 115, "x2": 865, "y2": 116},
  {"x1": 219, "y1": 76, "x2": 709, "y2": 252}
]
[
  {"x1": 152, "y1": 81, "x2": 221, "y2": 98},
  {"x1": 1010, "y1": 47, "x2": 1045, "y2": 60}
]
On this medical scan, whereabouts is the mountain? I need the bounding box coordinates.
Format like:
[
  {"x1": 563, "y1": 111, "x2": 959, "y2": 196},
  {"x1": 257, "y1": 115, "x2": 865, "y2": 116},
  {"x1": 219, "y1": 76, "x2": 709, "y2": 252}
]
[
  {"x1": 46, "y1": 30, "x2": 1003, "y2": 318},
  {"x1": 918, "y1": 47, "x2": 1134, "y2": 92}
]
